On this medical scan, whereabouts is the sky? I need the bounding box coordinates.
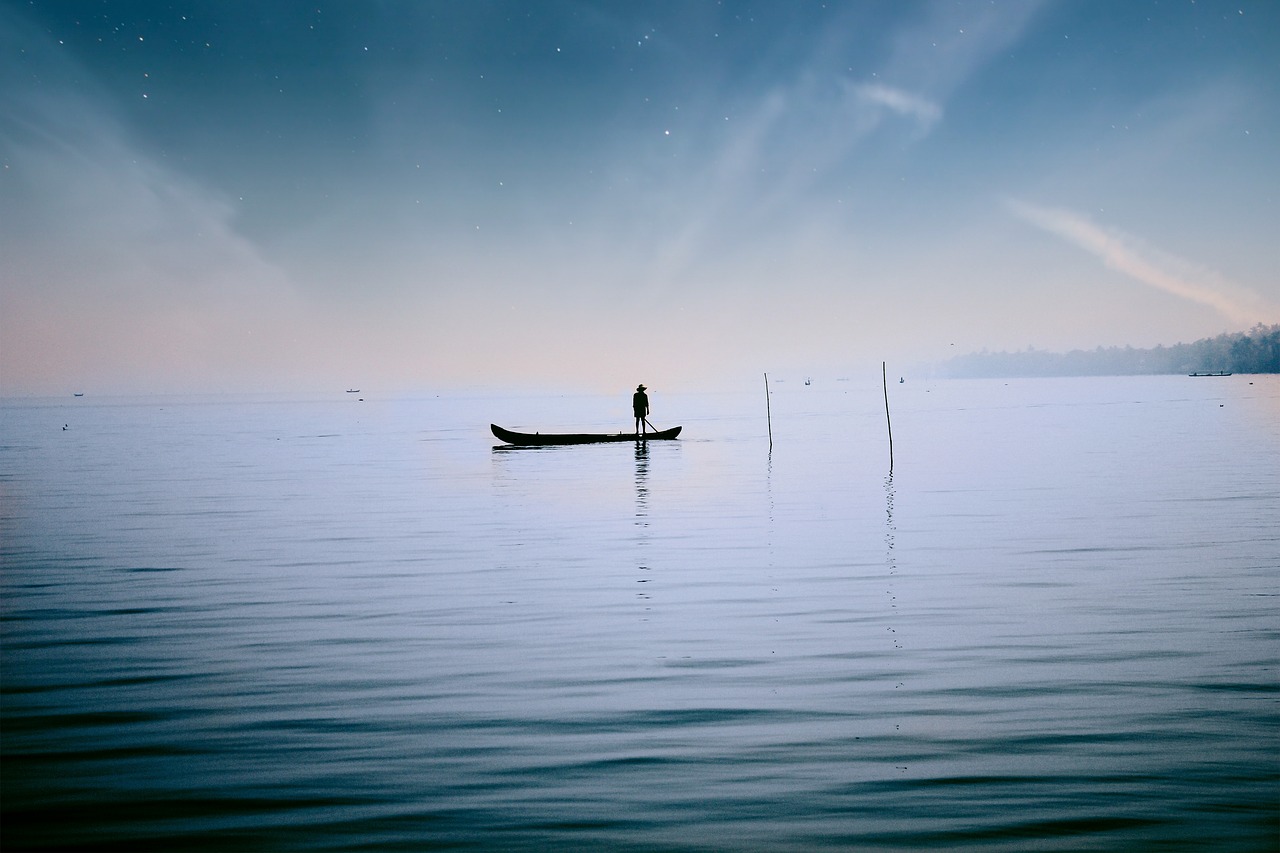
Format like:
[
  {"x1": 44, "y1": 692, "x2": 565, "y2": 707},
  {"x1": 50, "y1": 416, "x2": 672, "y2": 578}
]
[{"x1": 2, "y1": 0, "x2": 1278, "y2": 395}]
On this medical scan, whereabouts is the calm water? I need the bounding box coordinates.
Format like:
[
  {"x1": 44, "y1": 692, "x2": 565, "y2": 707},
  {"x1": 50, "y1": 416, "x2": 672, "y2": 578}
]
[{"x1": 2, "y1": 376, "x2": 1277, "y2": 851}]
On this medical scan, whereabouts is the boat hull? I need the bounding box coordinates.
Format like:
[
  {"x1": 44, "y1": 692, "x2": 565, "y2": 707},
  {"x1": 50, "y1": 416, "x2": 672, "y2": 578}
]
[{"x1": 491, "y1": 424, "x2": 681, "y2": 446}]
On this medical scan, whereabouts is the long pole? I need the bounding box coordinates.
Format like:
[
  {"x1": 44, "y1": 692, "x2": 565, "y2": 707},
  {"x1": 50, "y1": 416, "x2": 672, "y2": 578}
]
[
  {"x1": 882, "y1": 361, "x2": 894, "y2": 474},
  {"x1": 764, "y1": 372, "x2": 773, "y2": 450}
]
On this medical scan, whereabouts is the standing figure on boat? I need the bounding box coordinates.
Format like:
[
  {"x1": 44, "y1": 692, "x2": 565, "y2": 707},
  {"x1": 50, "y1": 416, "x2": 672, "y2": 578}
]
[{"x1": 633, "y1": 384, "x2": 650, "y2": 435}]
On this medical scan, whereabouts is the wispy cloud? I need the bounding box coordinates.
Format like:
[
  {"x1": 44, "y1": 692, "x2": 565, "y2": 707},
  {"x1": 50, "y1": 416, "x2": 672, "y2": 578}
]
[
  {"x1": 0, "y1": 9, "x2": 321, "y2": 392},
  {"x1": 852, "y1": 82, "x2": 942, "y2": 130},
  {"x1": 642, "y1": 1, "x2": 1048, "y2": 281},
  {"x1": 1007, "y1": 199, "x2": 1278, "y2": 327}
]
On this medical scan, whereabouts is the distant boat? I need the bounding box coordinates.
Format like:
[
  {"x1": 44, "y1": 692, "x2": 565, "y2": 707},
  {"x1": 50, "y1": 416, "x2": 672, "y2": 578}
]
[
  {"x1": 491, "y1": 424, "x2": 681, "y2": 446},
  {"x1": 346, "y1": 389, "x2": 361, "y2": 393},
  {"x1": 1188, "y1": 372, "x2": 1231, "y2": 377},
  {"x1": 73, "y1": 393, "x2": 84, "y2": 397}
]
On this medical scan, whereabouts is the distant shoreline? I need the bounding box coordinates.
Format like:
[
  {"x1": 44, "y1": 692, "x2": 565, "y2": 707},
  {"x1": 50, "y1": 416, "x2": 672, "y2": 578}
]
[{"x1": 940, "y1": 324, "x2": 1279, "y2": 379}]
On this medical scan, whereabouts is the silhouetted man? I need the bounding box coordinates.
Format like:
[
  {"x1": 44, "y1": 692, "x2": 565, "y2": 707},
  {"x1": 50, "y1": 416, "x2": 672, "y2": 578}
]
[{"x1": 633, "y1": 384, "x2": 649, "y2": 435}]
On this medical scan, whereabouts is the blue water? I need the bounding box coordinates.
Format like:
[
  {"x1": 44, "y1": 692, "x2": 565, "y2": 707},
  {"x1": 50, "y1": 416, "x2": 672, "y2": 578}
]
[{"x1": 2, "y1": 376, "x2": 1277, "y2": 850}]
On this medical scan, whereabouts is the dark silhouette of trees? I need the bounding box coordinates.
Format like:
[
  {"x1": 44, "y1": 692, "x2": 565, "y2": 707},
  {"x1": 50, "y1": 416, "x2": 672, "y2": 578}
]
[{"x1": 942, "y1": 324, "x2": 1280, "y2": 378}]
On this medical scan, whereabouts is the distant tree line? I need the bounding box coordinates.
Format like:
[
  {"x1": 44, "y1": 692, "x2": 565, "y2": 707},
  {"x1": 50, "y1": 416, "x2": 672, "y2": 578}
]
[{"x1": 941, "y1": 324, "x2": 1280, "y2": 378}]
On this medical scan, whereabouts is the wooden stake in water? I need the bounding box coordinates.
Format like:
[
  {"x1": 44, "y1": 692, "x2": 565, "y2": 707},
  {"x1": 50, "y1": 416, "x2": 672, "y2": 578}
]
[
  {"x1": 882, "y1": 361, "x2": 894, "y2": 474},
  {"x1": 764, "y1": 372, "x2": 773, "y2": 451}
]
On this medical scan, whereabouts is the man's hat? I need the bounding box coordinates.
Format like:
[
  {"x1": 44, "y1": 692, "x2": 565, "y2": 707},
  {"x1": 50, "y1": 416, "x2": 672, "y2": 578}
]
[{"x1": 636, "y1": 384, "x2": 646, "y2": 391}]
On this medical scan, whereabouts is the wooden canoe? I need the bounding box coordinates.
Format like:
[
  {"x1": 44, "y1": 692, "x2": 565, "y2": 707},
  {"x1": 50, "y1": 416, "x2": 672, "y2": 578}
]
[{"x1": 491, "y1": 424, "x2": 681, "y2": 446}]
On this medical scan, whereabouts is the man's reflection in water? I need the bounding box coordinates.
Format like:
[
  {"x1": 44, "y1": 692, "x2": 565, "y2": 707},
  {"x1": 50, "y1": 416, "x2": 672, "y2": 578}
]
[
  {"x1": 635, "y1": 441, "x2": 651, "y2": 605},
  {"x1": 634, "y1": 440, "x2": 649, "y2": 516}
]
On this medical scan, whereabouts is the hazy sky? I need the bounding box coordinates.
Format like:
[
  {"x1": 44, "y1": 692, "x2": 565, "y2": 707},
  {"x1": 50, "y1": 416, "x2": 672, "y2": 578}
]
[{"x1": 3, "y1": 1, "x2": 1278, "y2": 394}]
